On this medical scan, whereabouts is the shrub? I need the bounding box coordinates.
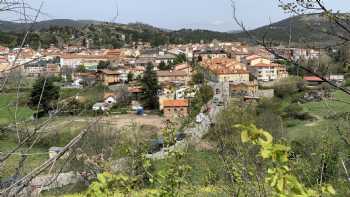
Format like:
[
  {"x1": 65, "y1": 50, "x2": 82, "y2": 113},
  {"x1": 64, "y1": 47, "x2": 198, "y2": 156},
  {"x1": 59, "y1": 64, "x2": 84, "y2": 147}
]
[
  {"x1": 345, "y1": 79, "x2": 350, "y2": 87},
  {"x1": 273, "y1": 76, "x2": 302, "y2": 98},
  {"x1": 284, "y1": 103, "x2": 303, "y2": 118},
  {"x1": 35, "y1": 130, "x2": 76, "y2": 148}
]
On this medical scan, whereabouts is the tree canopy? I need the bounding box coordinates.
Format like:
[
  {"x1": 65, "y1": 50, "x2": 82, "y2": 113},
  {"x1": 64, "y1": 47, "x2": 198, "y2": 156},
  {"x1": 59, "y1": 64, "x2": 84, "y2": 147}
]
[
  {"x1": 28, "y1": 77, "x2": 60, "y2": 113},
  {"x1": 141, "y1": 63, "x2": 160, "y2": 109}
]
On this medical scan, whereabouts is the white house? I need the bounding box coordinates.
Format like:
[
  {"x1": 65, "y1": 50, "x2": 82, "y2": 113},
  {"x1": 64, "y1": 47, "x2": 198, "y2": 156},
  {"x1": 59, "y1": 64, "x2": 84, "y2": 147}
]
[{"x1": 249, "y1": 63, "x2": 288, "y2": 82}]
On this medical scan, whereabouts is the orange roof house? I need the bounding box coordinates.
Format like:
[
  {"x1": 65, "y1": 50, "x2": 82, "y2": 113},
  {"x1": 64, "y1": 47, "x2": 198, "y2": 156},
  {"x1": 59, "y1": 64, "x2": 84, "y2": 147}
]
[
  {"x1": 304, "y1": 76, "x2": 323, "y2": 82},
  {"x1": 162, "y1": 99, "x2": 189, "y2": 119},
  {"x1": 163, "y1": 99, "x2": 189, "y2": 107},
  {"x1": 201, "y1": 58, "x2": 250, "y2": 82}
]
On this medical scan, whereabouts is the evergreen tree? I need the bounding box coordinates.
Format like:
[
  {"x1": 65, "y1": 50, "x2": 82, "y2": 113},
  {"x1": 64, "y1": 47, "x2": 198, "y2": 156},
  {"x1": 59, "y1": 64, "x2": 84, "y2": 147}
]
[
  {"x1": 173, "y1": 53, "x2": 187, "y2": 64},
  {"x1": 158, "y1": 61, "x2": 169, "y2": 70},
  {"x1": 127, "y1": 72, "x2": 134, "y2": 82},
  {"x1": 97, "y1": 61, "x2": 111, "y2": 70},
  {"x1": 28, "y1": 77, "x2": 60, "y2": 114},
  {"x1": 141, "y1": 63, "x2": 160, "y2": 109}
]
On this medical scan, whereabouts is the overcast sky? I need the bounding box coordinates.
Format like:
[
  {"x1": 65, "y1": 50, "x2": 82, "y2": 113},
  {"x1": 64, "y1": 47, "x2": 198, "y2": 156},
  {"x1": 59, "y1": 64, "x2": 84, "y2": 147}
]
[{"x1": 15, "y1": 0, "x2": 348, "y2": 32}]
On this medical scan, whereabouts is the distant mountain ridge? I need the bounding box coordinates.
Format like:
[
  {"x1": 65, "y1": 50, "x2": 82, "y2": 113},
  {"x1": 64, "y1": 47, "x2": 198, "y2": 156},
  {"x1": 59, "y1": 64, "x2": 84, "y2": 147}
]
[
  {"x1": 0, "y1": 19, "x2": 103, "y2": 32},
  {"x1": 233, "y1": 13, "x2": 350, "y2": 46},
  {"x1": 0, "y1": 19, "x2": 238, "y2": 48},
  {"x1": 0, "y1": 14, "x2": 348, "y2": 48}
]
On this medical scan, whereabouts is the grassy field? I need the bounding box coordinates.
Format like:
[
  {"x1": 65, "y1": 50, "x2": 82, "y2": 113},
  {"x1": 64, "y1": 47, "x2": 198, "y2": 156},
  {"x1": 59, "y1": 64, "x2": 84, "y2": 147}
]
[
  {"x1": 0, "y1": 93, "x2": 33, "y2": 125},
  {"x1": 286, "y1": 90, "x2": 350, "y2": 141},
  {"x1": 0, "y1": 136, "x2": 49, "y2": 178},
  {"x1": 0, "y1": 116, "x2": 90, "y2": 178}
]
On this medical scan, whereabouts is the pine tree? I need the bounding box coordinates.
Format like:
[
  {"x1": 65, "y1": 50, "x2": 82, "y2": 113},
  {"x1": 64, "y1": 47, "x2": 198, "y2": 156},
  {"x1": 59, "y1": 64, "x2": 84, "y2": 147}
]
[
  {"x1": 141, "y1": 63, "x2": 160, "y2": 109},
  {"x1": 28, "y1": 77, "x2": 60, "y2": 114},
  {"x1": 158, "y1": 61, "x2": 169, "y2": 70}
]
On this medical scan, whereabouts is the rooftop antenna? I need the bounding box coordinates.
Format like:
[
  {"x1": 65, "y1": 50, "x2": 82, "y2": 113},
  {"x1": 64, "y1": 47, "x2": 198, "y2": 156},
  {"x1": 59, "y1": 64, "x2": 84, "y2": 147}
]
[{"x1": 110, "y1": 0, "x2": 119, "y2": 24}]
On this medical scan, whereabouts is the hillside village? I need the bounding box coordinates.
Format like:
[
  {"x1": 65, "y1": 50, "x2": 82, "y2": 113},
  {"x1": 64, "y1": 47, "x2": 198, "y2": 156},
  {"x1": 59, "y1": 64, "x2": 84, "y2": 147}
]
[{"x1": 1, "y1": 41, "x2": 340, "y2": 117}]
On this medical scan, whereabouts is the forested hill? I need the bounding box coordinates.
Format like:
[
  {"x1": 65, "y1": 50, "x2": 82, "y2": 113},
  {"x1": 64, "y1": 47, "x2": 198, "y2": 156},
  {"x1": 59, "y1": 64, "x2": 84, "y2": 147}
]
[
  {"x1": 233, "y1": 13, "x2": 349, "y2": 47},
  {"x1": 0, "y1": 14, "x2": 347, "y2": 48},
  {"x1": 0, "y1": 19, "x2": 238, "y2": 48}
]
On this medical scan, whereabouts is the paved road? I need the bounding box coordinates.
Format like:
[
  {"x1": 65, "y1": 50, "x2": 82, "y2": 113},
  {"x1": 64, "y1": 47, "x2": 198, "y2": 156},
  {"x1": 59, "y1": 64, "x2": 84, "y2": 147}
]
[{"x1": 147, "y1": 81, "x2": 224, "y2": 160}]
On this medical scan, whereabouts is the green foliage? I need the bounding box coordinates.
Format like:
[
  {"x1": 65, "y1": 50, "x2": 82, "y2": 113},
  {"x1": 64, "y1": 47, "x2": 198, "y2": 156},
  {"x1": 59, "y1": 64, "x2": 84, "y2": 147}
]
[
  {"x1": 173, "y1": 53, "x2": 187, "y2": 65},
  {"x1": 274, "y1": 76, "x2": 302, "y2": 98},
  {"x1": 97, "y1": 61, "x2": 111, "y2": 70},
  {"x1": 0, "y1": 93, "x2": 33, "y2": 125},
  {"x1": 190, "y1": 84, "x2": 213, "y2": 118},
  {"x1": 28, "y1": 77, "x2": 60, "y2": 113},
  {"x1": 284, "y1": 103, "x2": 303, "y2": 118},
  {"x1": 156, "y1": 151, "x2": 192, "y2": 197},
  {"x1": 141, "y1": 63, "x2": 160, "y2": 109},
  {"x1": 127, "y1": 72, "x2": 134, "y2": 82},
  {"x1": 76, "y1": 124, "x2": 191, "y2": 196},
  {"x1": 75, "y1": 65, "x2": 87, "y2": 73},
  {"x1": 345, "y1": 79, "x2": 350, "y2": 87},
  {"x1": 191, "y1": 70, "x2": 205, "y2": 85},
  {"x1": 199, "y1": 85, "x2": 214, "y2": 104},
  {"x1": 0, "y1": 31, "x2": 17, "y2": 47},
  {"x1": 86, "y1": 172, "x2": 139, "y2": 196},
  {"x1": 236, "y1": 124, "x2": 336, "y2": 197},
  {"x1": 158, "y1": 61, "x2": 171, "y2": 70}
]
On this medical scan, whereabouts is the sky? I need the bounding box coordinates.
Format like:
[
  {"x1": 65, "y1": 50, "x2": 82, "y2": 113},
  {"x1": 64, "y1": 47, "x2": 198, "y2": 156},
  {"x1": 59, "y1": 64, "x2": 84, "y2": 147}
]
[{"x1": 11, "y1": 0, "x2": 348, "y2": 32}]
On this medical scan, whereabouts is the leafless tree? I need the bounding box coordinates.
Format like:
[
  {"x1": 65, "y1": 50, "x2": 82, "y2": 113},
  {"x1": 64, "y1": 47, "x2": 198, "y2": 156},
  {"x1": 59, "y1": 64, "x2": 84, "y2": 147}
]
[
  {"x1": 0, "y1": 1, "x2": 105, "y2": 196},
  {"x1": 231, "y1": 0, "x2": 350, "y2": 96},
  {"x1": 230, "y1": 0, "x2": 350, "y2": 190}
]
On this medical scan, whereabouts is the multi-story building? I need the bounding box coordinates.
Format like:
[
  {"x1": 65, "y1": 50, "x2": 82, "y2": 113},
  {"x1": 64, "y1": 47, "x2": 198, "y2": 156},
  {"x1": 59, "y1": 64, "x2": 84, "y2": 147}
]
[
  {"x1": 249, "y1": 63, "x2": 288, "y2": 82},
  {"x1": 201, "y1": 58, "x2": 249, "y2": 83},
  {"x1": 24, "y1": 65, "x2": 46, "y2": 77},
  {"x1": 97, "y1": 69, "x2": 120, "y2": 85},
  {"x1": 244, "y1": 55, "x2": 288, "y2": 82},
  {"x1": 194, "y1": 50, "x2": 228, "y2": 61},
  {"x1": 157, "y1": 70, "x2": 189, "y2": 84}
]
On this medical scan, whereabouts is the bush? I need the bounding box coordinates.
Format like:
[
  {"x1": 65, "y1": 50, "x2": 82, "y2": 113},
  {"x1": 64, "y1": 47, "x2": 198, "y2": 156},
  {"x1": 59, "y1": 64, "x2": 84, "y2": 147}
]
[
  {"x1": 285, "y1": 119, "x2": 301, "y2": 127},
  {"x1": 284, "y1": 103, "x2": 303, "y2": 118},
  {"x1": 35, "y1": 130, "x2": 76, "y2": 148},
  {"x1": 273, "y1": 76, "x2": 302, "y2": 98},
  {"x1": 295, "y1": 112, "x2": 315, "y2": 121},
  {"x1": 345, "y1": 79, "x2": 350, "y2": 87},
  {"x1": 256, "y1": 98, "x2": 283, "y2": 115}
]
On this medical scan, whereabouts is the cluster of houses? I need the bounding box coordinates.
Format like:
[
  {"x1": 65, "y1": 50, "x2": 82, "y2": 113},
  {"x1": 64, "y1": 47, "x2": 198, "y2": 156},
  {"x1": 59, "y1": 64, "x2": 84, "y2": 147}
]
[{"x1": 0, "y1": 41, "x2": 331, "y2": 120}]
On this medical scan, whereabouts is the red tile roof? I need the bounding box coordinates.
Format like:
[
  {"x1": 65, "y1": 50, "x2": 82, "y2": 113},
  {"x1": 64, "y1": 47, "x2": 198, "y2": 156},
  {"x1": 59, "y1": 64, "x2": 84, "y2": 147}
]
[
  {"x1": 252, "y1": 63, "x2": 281, "y2": 68},
  {"x1": 163, "y1": 99, "x2": 189, "y2": 107},
  {"x1": 201, "y1": 58, "x2": 248, "y2": 75},
  {"x1": 128, "y1": 87, "x2": 144, "y2": 93},
  {"x1": 304, "y1": 76, "x2": 323, "y2": 82}
]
